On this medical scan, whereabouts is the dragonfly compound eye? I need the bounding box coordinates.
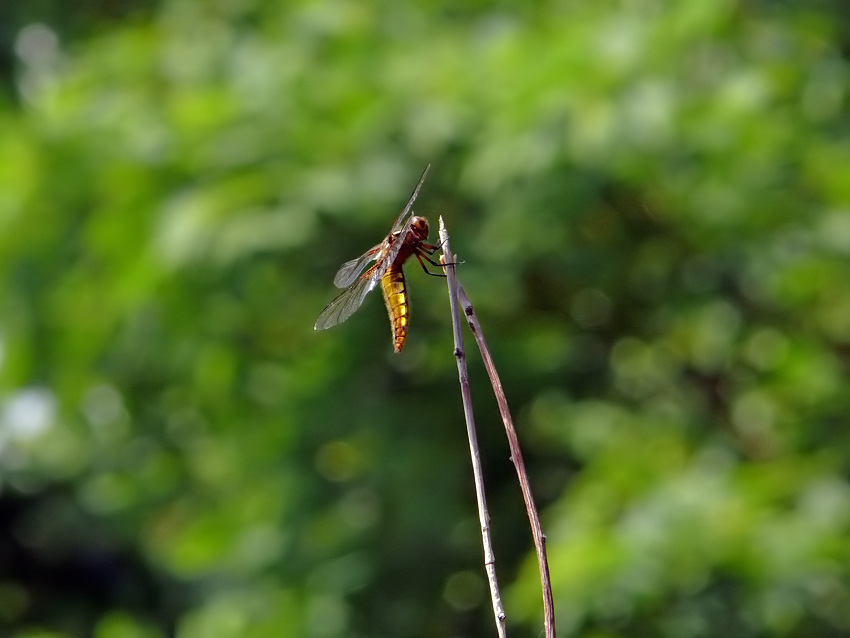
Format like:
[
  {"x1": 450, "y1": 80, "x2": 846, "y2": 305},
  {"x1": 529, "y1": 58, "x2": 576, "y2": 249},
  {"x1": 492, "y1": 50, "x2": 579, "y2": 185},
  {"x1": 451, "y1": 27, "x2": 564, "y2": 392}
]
[{"x1": 410, "y1": 216, "x2": 430, "y2": 240}]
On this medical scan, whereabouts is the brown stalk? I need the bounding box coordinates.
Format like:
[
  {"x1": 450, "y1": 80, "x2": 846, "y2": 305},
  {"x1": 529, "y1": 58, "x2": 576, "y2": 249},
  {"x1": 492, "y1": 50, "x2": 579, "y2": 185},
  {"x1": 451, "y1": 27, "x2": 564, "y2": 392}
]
[
  {"x1": 438, "y1": 217, "x2": 507, "y2": 637},
  {"x1": 438, "y1": 216, "x2": 556, "y2": 638}
]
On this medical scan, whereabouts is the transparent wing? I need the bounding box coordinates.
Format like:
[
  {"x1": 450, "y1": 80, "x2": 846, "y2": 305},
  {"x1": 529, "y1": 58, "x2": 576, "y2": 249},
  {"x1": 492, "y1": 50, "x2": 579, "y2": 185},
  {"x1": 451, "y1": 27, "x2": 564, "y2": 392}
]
[
  {"x1": 314, "y1": 265, "x2": 382, "y2": 330},
  {"x1": 316, "y1": 227, "x2": 416, "y2": 331},
  {"x1": 333, "y1": 243, "x2": 382, "y2": 288},
  {"x1": 330, "y1": 164, "x2": 429, "y2": 288},
  {"x1": 389, "y1": 164, "x2": 430, "y2": 233}
]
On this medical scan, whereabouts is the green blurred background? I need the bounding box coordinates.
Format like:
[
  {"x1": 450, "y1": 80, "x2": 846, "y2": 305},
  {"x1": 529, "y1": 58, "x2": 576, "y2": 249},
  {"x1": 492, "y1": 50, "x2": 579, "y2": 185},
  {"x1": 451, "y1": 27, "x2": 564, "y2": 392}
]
[{"x1": 1, "y1": 1, "x2": 849, "y2": 636}]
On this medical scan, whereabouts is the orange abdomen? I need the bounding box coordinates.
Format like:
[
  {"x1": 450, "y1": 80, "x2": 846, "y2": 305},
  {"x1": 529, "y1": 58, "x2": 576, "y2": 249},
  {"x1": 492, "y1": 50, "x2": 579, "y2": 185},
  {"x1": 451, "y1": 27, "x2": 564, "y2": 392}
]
[{"x1": 380, "y1": 264, "x2": 409, "y2": 353}]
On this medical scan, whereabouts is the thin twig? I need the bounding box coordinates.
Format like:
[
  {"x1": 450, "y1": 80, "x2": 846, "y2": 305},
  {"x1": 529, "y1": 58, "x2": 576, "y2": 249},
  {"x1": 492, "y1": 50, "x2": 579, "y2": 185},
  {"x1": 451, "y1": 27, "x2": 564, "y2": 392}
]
[
  {"x1": 455, "y1": 284, "x2": 556, "y2": 638},
  {"x1": 440, "y1": 217, "x2": 555, "y2": 638},
  {"x1": 439, "y1": 217, "x2": 507, "y2": 637}
]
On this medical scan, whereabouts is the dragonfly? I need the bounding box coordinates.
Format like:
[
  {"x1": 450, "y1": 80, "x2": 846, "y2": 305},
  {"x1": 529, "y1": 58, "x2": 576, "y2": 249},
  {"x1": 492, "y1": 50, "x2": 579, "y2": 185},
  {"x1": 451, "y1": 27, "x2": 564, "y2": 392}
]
[{"x1": 314, "y1": 165, "x2": 446, "y2": 352}]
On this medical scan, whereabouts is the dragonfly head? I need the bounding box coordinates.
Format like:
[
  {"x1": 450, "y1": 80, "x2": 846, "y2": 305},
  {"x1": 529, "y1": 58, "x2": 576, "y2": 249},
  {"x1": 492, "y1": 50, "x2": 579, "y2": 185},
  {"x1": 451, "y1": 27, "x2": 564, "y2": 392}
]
[{"x1": 409, "y1": 216, "x2": 429, "y2": 241}]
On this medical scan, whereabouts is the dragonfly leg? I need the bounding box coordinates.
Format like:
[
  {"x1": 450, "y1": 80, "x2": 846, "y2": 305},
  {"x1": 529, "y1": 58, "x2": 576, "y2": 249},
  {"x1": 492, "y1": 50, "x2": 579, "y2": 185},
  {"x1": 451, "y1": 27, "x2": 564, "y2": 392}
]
[
  {"x1": 415, "y1": 252, "x2": 448, "y2": 278},
  {"x1": 419, "y1": 240, "x2": 445, "y2": 255}
]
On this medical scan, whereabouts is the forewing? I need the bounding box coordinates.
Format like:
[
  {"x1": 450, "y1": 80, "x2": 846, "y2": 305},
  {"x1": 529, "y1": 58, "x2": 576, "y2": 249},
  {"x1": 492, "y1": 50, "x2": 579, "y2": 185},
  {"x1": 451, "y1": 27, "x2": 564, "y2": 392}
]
[
  {"x1": 333, "y1": 164, "x2": 430, "y2": 288},
  {"x1": 390, "y1": 164, "x2": 430, "y2": 233},
  {"x1": 314, "y1": 266, "x2": 381, "y2": 331},
  {"x1": 333, "y1": 243, "x2": 381, "y2": 288}
]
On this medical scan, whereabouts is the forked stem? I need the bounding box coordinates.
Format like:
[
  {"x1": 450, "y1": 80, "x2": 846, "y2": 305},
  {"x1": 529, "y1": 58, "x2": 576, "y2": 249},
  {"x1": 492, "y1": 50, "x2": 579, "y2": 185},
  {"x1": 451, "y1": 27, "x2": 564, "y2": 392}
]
[
  {"x1": 439, "y1": 217, "x2": 507, "y2": 637},
  {"x1": 439, "y1": 216, "x2": 556, "y2": 638}
]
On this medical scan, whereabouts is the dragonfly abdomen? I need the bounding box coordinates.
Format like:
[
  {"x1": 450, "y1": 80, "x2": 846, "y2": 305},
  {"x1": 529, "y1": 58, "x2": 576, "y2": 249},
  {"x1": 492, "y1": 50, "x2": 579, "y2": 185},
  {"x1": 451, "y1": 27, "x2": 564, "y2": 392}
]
[{"x1": 380, "y1": 265, "x2": 409, "y2": 353}]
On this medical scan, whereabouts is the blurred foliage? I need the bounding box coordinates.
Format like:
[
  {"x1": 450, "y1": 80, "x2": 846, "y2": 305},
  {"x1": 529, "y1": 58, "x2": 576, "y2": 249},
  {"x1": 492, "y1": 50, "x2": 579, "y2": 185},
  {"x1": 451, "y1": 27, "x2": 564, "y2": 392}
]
[{"x1": 1, "y1": 0, "x2": 849, "y2": 636}]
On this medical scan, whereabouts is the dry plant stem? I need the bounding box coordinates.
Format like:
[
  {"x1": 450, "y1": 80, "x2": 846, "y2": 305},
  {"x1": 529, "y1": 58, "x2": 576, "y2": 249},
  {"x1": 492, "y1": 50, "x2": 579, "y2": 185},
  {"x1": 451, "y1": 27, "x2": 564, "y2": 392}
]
[
  {"x1": 454, "y1": 284, "x2": 556, "y2": 638},
  {"x1": 438, "y1": 217, "x2": 507, "y2": 637}
]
